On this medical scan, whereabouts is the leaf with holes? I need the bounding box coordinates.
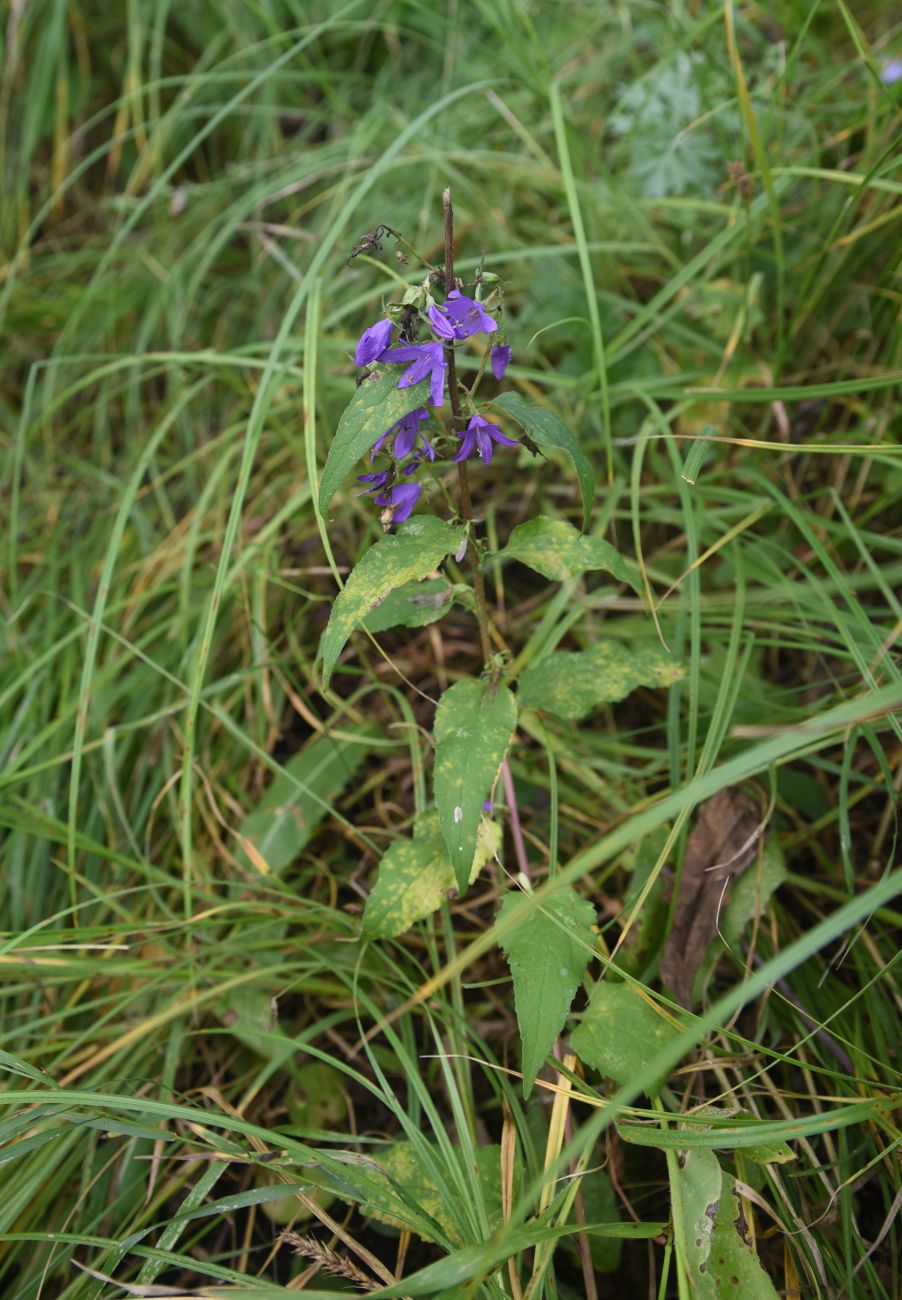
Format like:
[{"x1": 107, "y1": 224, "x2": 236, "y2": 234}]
[
  {"x1": 500, "y1": 516, "x2": 640, "y2": 591},
  {"x1": 364, "y1": 813, "x2": 501, "y2": 939},
  {"x1": 491, "y1": 391, "x2": 595, "y2": 529},
  {"x1": 320, "y1": 517, "x2": 464, "y2": 689},
  {"x1": 670, "y1": 1147, "x2": 780, "y2": 1299},
  {"x1": 571, "y1": 978, "x2": 682, "y2": 1097},
  {"x1": 518, "y1": 641, "x2": 684, "y2": 720},
  {"x1": 318, "y1": 365, "x2": 432, "y2": 513},
  {"x1": 434, "y1": 678, "x2": 517, "y2": 893},
  {"x1": 498, "y1": 886, "x2": 596, "y2": 1097}
]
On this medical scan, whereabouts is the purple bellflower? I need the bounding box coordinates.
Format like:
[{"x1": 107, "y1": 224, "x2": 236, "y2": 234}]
[
  {"x1": 357, "y1": 453, "x2": 425, "y2": 525},
  {"x1": 454, "y1": 412, "x2": 519, "y2": 464},
  {"x1": 355, "y1": 318, "x2": 394, "y2": 365},
  {"x1": 355, "y1": 468, "x2": 392, "y2": 496},
  {"x1": 374, "y1": 481, "x2": 421, "y2": 523},
  {"x1": 490, "y1": 344, "x2": 512, "y2": 380},
  {"x1": 371, "y1": 406, "x2": 434, "y2": 461},
  {"x1": 881, "y1": 58, "x2": 902, "y2": 85},
  {"x1": 428, "y1": 290, "x2": 498, "y2": 341},
  {"x1": 380, "y1": 341, "x2": 447, "y2": 407}
]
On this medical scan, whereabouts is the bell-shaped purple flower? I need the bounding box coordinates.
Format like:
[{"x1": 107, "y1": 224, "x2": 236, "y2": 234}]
[
  {"x1": 355, "y1": 469, "x2": 392, "y2": 496},
  {"x1": 374, "y1": 480, "x2": 422, "y2": 524},
  {"x1": 371, "y1": 407, "x2": 434, "y2": 461},
  {"x1": 380, "y1": 342, "x2": 447, "y2": 407},
  {"x1": 354, "y1": 318, "x2": 394, "y2": 365},
  {"x1": 454, "y1": 412, "x2": 519, "y2": 465},
  {"x1": 428, "y1": 290, "x2": 497, "y2": 341},
  {"x1": 490, "y1": 344, "x2": 511, "y2": 380}
]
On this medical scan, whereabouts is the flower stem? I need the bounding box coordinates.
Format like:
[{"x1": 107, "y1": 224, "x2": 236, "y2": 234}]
[{"x1": 442, "y1": 186, "x2": 493, "y2": 665}]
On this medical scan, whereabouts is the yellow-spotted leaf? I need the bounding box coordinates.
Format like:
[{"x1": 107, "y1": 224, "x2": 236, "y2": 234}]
[
  {"x1": 491, "y1": 391, "x2": 595, "y2": 529},
  {"x1": 353, "y1": 1140, "x2": 512, "y2": 1245},
  {"x1": 318, "y1": 365, "x2": 431, "y2": 513},
  {"x1": 571, "y1": 978, "x2": 682, "y2": 1097},
  {"x1": 364, "y1": 813, "x2": 501, "y2": 939},
  {"x1": 434, "y1": 678, "x2": 518, "y2": 893},
  {"x1": 363, "y1": 576, "x2": 472, "y2": 634},
  {"x1": 320, "y1": 516, "x2": 464, "y2": 689},
  {"x1": 498, "y1": 886, "x2": 597, "y2": 1097},
  {"x1": 500, "y1": 516, "x2": 640, "y2": 591},
  {"x1": 519, "y1": 641, "x2": 684, "y2": 720}
]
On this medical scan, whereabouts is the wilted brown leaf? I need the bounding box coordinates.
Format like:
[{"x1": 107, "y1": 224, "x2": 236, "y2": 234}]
[{"x1": 660, "y1": 788, "x2": 763, "y2": 1007}]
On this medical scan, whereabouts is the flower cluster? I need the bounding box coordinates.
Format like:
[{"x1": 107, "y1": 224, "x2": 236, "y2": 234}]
[{"x1": 352, "y1": 289, "x2": 515, "y2": 524}]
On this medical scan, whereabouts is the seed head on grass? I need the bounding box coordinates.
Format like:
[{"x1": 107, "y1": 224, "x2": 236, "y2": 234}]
[{"x1": 279, "y1": 1230, "x2": 379, "y2": 1292}]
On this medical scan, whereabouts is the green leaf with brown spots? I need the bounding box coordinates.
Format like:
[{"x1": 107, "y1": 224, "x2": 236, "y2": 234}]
[
  {"x1": 364, "y1": 813, "x2": 501, "y2": 939},
  {"x1": 318, "y1": 365, "x2": 432, "y2": 513},
  {"x1": 434, "y1": 677, "x2": 518, "y2": 893},
  {"x1": 571, "y1": 978, "x2": 682, "y2": 1097},
  {"x1": 491, "y1": 391, "x2": 595, "y2": 529},
  {"x1": 518, "y1": 641, "x2": 684, "y2": 720},
  {"x1": 320, "y1": 516, "x2": 464, "y2": 689},
  {"x1": 498, "y1": 886, "x2": 597, "y2": 1097},
  {"x1": 500, "y1": 516, "x2": 640, "y2": 590},
  {"x1": 670, "y1": 1148, "x2": 780, "y2": 1299}
]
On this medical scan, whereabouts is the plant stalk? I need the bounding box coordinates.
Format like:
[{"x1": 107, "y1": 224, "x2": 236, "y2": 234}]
[{"x1": 442, "y1": 186, "x2": 493, "y2": 666}]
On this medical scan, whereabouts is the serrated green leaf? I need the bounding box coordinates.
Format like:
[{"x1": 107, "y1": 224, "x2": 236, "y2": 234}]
[
  {"x1": 236, "y1": 727, "x2": 372, "y2": 874},
  {"x1": 321, "y1": 517, "x2": 464, "y2": 688},
  {"x1": 500, "y1": 516, "x2": 640, "y2": 591},
  {"x1": 519, "y1": 641, "x2": 684, "y2": 720},
  {"x1": 571, "y1": 979, "x2": 681, "y2": 1097},
  {"x1": 364, "y1": 813, "x2": 501, "y2": 939},
  {"x1": 319, "y1": 365, "x2": 432, "y2": 513},
  {"x1": 434, "y1": 678, "x2": 518, "y2": 892},
  {"x1": 491, "y1": 391, "x2": 596, "y2": 529},
  {"x1": 498, "y1": 886, "x2": 596, "y2": 1097},
  {"x1": 363, "y1": 577, "x2": 472, "y2": 634},
  {"x1": 670, "y1": 1149, "x2": 780, "y2": 1299}
]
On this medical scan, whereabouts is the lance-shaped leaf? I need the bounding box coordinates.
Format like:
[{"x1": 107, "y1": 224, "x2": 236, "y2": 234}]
[
  {"x1": 570, "y1": 978, "x2": 681, "y2": 1097},
  {"x1": 364, "y1": 813, "x2": 501, "y2": 939},
  {"x1": 320, "y1": 517, "x2": 464, "y2": 689},
  {"x1": 500, "y1": 516, "x2": 640, "y2": 591},
  {"x1": 498, "y1": 886, "x2": 596, "y2": 1097},
  {"x1": 434, "y1": 678, "x2": 517, "y2": 892},
  {"x1": 236, "y1": 726, "x2": 373, "y2": 875},
  {"x1": 491, "y1": 391, "x2": 595, "y2": 530},
  {"x1": 319, "y1": 366, "x2": 431, "y2": 514},
  {"x1": 519, "y1": 641, "x2": 684, "y2": 720}
]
